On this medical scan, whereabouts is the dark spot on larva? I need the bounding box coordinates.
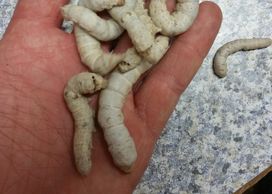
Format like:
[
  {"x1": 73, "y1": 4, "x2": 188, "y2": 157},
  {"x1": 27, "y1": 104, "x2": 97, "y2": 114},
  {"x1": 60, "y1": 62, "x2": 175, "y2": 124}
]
[
  {"x1": 79, "y1": 80, "x2": 83, "y2": 88},
  {"x1": 82, "y1": 122, "x2": 88, "y2": 128},
  {"x1": 119, "y1": 62, "x2": 131, "y2": 72},
  {"x1": 91, "y1": 76, "x2": 97, "y2": 91},
  {"x1": 65, "y1": 91, "x2": 78, "y2": 99},
  {"x1": 64, "y1": 91, "x2": 69, "y2": 97},
  {"x1": 120, "y1": 61, "x2": 130, "y2": 66}
]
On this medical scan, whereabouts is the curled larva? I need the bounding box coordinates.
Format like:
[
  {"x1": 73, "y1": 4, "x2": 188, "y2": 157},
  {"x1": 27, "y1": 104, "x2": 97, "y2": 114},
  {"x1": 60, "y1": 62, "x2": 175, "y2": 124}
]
[
  {"x1": 74, "y1": 25, "x2": 124, "y2": 75},
  {"x1": 149, "y1": 0, "x2": 199, "y2": 36},
  {"x1": 61, "y1": 5, "x2": 124, "y2": 41},
  {"x1": 109, "y1": 0, "x2": 154, "y2": 52},
  {"x1": 213, "y1": 38, "x2": 272, "y2": 78}
]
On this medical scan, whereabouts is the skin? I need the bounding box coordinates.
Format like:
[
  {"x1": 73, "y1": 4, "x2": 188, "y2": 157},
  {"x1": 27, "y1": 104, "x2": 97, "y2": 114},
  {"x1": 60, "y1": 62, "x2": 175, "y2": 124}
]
[{"x1": 0, "y1": 0, "x2": 222, "y2": 194}]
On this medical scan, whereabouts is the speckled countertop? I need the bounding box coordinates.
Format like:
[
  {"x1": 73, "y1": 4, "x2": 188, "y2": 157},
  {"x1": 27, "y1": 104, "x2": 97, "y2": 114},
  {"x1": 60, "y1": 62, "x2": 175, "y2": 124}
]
[{"x1": 1, "y1": 1, "x2": 271, "y2": 194}]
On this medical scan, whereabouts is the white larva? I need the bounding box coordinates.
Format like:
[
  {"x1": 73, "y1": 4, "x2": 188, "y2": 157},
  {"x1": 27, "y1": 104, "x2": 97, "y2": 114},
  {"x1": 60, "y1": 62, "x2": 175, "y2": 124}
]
[
  {"x1": 64, "y1": 72, "x2": 107, "y2": 175},
  {"x1": 213, "y1": 38, "x2": 272, "y2": 78},
  {"x1": 149, "y1": 0, "x2": 199, "y2": 36}
]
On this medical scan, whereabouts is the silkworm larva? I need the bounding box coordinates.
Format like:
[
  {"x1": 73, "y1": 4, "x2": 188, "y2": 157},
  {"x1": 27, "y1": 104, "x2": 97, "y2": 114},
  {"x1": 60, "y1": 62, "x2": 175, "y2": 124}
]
[
  {"x1": 149, "y1": 0, "x2": 199, "y2": 36},
  {"x1": 98, "y1": 37, "x2": 169, "y2": 172},
  {"x1": 74, "y1": 25, "x2": 124, "y2": 75},
  {"x1": 98, "y1": 61, "x2": 152, "y2": 172},
  {"x1": 61, "y1": 5, "x2": 124, "y2": 41},
  {"x1": 109, "y1": 0, "x2": 154, "y2": 52},
  {"x1": 213, "y1": 38, "x2": 272, "y2": 78},
  {"x1": 64, "y1": 72, "x2": 107, "y2": 175},
  {"x1": 134, "y1": 0, "x2": 161, "y2": 36}
]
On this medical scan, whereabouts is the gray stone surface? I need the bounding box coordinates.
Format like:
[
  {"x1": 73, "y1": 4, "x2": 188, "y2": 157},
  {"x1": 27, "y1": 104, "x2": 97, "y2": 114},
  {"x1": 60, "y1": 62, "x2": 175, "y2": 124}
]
[{"x1": 1, "y1": 1, "x2": 271, "y2": 194}]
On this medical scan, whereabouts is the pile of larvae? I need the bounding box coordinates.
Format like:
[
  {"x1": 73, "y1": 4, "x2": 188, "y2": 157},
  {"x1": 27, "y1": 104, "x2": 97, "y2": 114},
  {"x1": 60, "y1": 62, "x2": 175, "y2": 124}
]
[
  {"x1": 61, "y1": 0, "x2": 199, "y2": 175},
  {"x1": 61, "y1": 0, "x2": 272, "y2": 176}
]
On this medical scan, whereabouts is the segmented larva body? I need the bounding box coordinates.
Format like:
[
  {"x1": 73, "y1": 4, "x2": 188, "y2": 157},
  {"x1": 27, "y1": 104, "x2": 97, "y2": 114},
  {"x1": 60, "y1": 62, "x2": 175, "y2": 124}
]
[
  {"x1": 140, "y1": 35, "x2": 170, "y2": 64},
  {"x1": 98, "y1": 36, "x2": 169, "y2": 172},
  {"x1": 119, "y1": 35, "x2": 170, "y2": 73},
  {"x1": 109, "y1": 0, "x2": 154, "y2": 52},
  {"x1": 64, "y1": 72, "x2": 107, "y2": 175},
  {"x1": 149, "y1": 0, "x2": 199, "y2": 36},
  {"x1": 98, "y1": 61, "x2": 152, "y2": 172},
  {"x1": 213, "y1": 38, "x2": 272, "y2": 78},
  {"x1": 118, "y1": 48, "x2": 142, "y2": 73},
  {"x1": 61, "y1": 5, "x2": 124, "y2": 41},
  {"x1": 134, "y1": 0, "x2": 161, "y2": 36},
  {"x1": 113, "y1": 0, "x2": 168, "y2": 72},
  {"x1": 74, "y1": 25, "x2": 124, "y2": 75}
]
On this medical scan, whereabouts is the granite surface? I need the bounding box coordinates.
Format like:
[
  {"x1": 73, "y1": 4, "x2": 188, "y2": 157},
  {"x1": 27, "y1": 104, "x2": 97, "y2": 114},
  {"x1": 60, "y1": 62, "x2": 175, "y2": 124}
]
[{"x1": 0, "y1": 1, "x2": 271, "y2": 194}]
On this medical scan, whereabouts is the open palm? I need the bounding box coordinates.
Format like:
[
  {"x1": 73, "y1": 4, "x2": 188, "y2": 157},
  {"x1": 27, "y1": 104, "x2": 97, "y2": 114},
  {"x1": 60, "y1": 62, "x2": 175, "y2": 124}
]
[{"x1": 0, "y1": 0, "x2": 221, "y2": 193}]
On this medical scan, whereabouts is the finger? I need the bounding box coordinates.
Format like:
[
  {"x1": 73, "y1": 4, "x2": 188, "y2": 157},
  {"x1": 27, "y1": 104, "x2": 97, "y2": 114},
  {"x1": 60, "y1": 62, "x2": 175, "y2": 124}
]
[
  {"x1": 10, "y1": 0, "x2": 68, "y2": 27},
  {"x1": 135, "y1": 2, "x2": 222, "y2": 134}
]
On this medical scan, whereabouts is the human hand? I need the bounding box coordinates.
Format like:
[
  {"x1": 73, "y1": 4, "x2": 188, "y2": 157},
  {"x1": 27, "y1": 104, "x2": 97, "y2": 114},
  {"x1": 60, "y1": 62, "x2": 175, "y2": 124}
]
[{"x1": 0, "y1": 0, "x2": 222, "y2": 193}]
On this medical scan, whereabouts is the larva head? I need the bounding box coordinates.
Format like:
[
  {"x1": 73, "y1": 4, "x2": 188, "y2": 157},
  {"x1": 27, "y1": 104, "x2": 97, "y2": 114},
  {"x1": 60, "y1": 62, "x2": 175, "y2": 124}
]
[
  {"x1": 60, "y1": 5, "x2": 72, "y2": 20},
  {"x1": 90, "y1": 73, "x2": 108, "y2": 91},
  {"x1": 69, "y1": 72, "x2": 107, "y2": 94},
  {"x1": 213, "y1": 62, "x2": 227, "y2": 78},
  {"x1": 81, "y1": 73, "x2": 107, "y2": 93},
  {"x1": 213, "y1": 55, "x2": 227, "y2": 78}
]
